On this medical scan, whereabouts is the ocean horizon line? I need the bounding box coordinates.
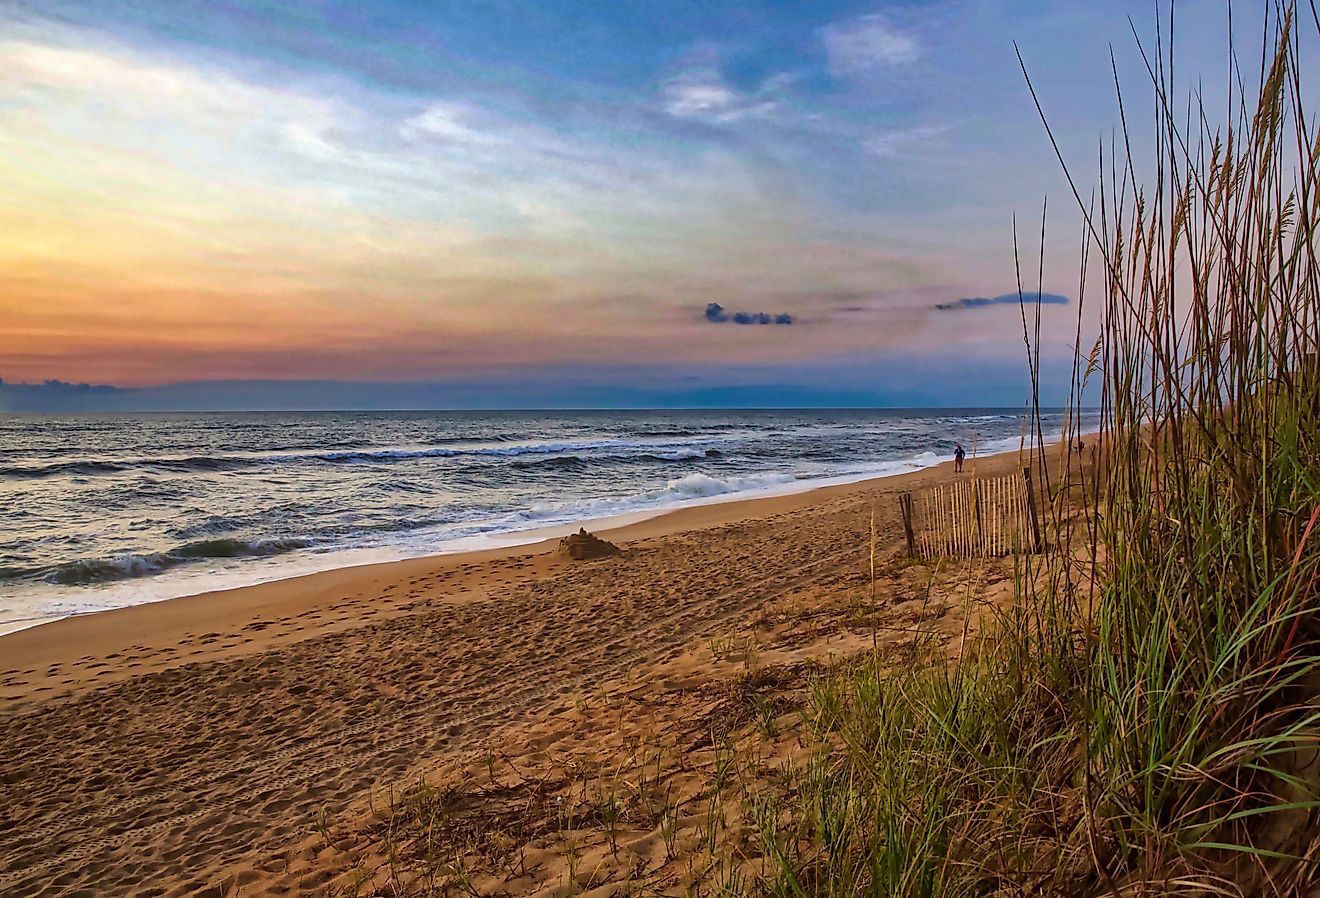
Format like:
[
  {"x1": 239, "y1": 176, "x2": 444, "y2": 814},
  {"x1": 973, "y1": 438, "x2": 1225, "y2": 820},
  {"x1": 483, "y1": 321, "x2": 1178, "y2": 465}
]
[{"x1": 2, "y1": 404, "x2": 1088, "y2": 415}]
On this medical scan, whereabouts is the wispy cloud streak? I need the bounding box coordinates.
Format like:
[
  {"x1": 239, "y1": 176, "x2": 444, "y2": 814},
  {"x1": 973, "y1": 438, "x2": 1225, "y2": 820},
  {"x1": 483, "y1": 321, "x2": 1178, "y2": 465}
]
[{"x1": 820, "y1": 14, "x2": 920, "y2": 75}]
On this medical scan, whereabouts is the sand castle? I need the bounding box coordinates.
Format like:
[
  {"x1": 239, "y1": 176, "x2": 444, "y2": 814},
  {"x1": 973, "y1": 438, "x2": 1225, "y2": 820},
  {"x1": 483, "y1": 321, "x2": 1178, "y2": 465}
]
[{"x1": 555, "y1": 527, "x2": 621, "y2": 560}]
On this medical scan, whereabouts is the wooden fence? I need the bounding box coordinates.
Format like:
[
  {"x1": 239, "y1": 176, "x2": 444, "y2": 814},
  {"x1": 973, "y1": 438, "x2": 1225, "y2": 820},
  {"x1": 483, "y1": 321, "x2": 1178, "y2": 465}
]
[{"x1": 900, "y1": 467, "x2": 1042, "y2": 558}]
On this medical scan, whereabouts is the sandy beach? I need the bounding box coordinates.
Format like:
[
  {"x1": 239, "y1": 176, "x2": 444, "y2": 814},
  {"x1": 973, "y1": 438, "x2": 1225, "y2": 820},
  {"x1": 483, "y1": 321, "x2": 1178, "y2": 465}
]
[{"x1": 0, "y1": 444, "x2": 1038, "y2": 897}]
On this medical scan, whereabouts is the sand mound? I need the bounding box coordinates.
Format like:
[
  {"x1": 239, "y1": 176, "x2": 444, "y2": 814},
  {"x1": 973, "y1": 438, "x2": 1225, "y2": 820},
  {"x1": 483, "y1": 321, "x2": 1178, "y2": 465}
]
[{"x1": 556, "y1": 528, "x2": 621, "y2": 560}]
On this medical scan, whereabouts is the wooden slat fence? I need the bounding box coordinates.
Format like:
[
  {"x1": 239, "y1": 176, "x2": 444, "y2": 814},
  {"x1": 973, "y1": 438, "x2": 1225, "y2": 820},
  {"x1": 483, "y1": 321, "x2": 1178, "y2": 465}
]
[{"x1": 902, "y1": 467, "x2": 1042, "y2": 558}]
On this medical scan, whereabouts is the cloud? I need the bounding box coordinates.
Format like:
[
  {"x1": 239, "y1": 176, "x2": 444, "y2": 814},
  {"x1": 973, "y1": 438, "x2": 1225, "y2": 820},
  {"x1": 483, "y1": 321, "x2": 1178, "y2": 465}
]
[
  {"x1": 934, "y1": 292, "x2": 1069, "y2": 311},
  {"x1": 705, "y1": 303, "x2": 793, "y2": 325},
  {"x1": 821, "y1": 14, "x2": 921, "y2": 76},
  {"x1": 400, "y1": 103, "x2": 495, "y2": 145},
  {"x1": 660, "y1": 49, "x2": 786, "y2": 124},
  {"x1": 3, "y1": 39, "x2": 266, "y2": 112},
  {"x1": 0, "y1": 35, "x2": 372, "y2": 176},
  {"x1": 865, "y1": 123, "x2": 952, "y2": 157}
]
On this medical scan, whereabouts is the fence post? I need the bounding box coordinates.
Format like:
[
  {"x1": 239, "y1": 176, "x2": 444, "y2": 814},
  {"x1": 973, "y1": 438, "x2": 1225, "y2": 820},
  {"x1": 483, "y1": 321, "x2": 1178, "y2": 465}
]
[
  {"x1": 900, "y1": 493, "x2": 916, "y2": 558},
  {"x1": 972, "y1": 478, "x2": 984, "y2": 556},
  {"x1": 1023, "y1": 466, "x2": 1042, "y2": 552}
]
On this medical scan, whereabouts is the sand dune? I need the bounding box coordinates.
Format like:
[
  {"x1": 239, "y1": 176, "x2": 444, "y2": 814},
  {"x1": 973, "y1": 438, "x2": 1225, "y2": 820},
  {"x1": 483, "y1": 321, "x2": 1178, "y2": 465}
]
[{"x1": 0, "y1": 446, "x2": 1033, "y2": 896}]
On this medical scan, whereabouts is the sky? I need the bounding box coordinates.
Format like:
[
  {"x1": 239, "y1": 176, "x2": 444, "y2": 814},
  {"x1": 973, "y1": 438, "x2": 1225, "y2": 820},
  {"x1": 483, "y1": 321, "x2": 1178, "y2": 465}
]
[{"x1": 0, "y1": 0, "x2": 1302, "y2": 407}]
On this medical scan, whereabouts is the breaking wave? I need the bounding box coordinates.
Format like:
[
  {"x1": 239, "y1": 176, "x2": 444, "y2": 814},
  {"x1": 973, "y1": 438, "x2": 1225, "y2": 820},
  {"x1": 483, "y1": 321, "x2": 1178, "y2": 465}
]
[
  {"x1": 38, "y1": 537, "x2": 312, "y2": 586},
  {"x1": 0, "y1": 438, "x2": 735, "y2": 480}
]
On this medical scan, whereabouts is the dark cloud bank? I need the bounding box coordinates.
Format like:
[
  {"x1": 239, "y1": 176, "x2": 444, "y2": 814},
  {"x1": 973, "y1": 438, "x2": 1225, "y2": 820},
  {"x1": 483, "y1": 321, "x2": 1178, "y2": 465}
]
[
  {"x1": 934, "y1": 292, "x2": 1069, "y2": 311},
  {"x1": 705, "y1": 303, "x2": 793, "y2": 325}
]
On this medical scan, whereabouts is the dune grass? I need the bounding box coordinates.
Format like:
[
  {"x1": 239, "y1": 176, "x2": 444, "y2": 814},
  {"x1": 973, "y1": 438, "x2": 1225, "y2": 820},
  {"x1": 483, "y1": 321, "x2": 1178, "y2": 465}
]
[{"x1": 749, "y1": 5, "x2": 1320, "y2": 895}]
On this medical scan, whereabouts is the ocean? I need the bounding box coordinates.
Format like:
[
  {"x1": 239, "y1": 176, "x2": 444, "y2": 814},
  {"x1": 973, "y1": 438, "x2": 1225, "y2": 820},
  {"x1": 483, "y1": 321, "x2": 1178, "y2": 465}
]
[{"x1": 0, "y1": 409, "x2": 1070, "y2": 634}]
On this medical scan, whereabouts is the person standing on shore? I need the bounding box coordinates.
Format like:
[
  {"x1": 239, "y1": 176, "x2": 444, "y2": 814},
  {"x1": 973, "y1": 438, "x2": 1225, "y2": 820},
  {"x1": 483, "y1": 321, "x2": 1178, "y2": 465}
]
[{"x1": 954, "y1": 442, "x2": 966, "y2": 473}]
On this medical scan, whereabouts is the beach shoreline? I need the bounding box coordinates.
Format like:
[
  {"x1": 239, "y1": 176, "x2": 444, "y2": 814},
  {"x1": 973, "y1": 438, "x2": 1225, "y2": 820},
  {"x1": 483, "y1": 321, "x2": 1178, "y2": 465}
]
[
  {"x1": 0, "y1": 435, "x2": 1032, "y2": 643},
  {"x1": 3, "y1": 410, "x2": 1068, "y2": 640},
  {"x1": 0, "y1": 438, "x2": 1050, "y2": 697}
]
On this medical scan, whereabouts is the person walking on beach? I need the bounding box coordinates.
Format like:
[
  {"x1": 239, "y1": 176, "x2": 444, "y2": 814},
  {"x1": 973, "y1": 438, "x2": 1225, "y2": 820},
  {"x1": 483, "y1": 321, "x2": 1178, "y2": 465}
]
[{"x1": 953, "y1": 442, "x2": 966, "y2": 473}]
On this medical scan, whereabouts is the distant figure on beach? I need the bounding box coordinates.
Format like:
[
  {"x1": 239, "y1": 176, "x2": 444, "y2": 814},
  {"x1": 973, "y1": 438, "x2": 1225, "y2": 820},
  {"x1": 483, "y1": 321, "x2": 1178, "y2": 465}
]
[
  {"x1": 1076, "y1": 437, "x2": 1085, "y2": 454},
  {"x1": 953, "y1": 443, "x2": 965, "y2": 473}
]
